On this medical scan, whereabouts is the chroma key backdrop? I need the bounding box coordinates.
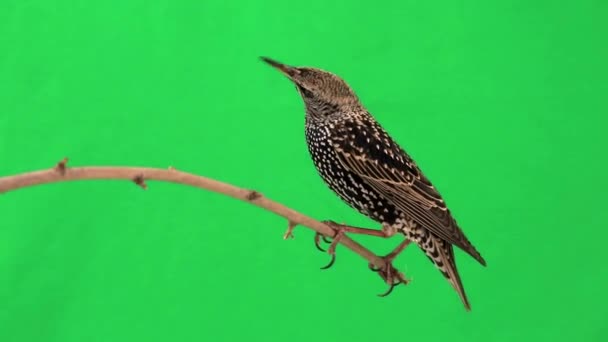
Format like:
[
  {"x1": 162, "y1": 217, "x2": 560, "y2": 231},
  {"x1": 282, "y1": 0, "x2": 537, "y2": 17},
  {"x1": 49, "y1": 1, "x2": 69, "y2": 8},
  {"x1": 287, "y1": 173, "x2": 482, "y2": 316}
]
[{"x1": 1, "y1": 1, "x2": 606, "y2": 341}]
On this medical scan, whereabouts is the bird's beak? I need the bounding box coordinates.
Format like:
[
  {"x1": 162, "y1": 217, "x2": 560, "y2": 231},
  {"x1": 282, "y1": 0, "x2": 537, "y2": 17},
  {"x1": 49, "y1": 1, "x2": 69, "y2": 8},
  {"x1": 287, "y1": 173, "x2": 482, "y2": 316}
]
[{"x1": 260, "y1": 56, "x2": 300, "y2": 79}]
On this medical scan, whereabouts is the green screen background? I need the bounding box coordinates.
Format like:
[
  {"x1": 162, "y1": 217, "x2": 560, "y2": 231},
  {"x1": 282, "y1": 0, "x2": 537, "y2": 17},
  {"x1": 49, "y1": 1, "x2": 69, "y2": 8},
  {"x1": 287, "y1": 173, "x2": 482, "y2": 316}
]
[{"x1": 1, "y1": 1, "x2": 607, "y2": 341}]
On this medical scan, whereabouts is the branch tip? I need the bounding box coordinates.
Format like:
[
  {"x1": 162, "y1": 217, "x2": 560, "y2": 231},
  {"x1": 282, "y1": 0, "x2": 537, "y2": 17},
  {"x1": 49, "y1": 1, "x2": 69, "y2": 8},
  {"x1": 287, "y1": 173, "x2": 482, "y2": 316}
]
[{"x1": 133, "y1": 174, "x2": 148, "y2": 190}]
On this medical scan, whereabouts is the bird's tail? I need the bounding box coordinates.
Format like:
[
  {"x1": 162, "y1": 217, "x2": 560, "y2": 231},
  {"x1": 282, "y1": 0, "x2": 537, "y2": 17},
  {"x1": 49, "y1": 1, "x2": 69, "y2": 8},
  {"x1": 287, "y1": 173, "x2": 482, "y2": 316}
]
[{"x1": 423, "y1": 234, "x2": 471, "y2": 311}]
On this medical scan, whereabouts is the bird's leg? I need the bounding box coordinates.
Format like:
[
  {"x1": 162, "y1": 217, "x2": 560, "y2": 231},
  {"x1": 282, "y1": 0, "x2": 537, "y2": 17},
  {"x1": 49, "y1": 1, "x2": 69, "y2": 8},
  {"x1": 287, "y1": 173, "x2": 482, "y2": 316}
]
[
  {"x1": 314, "y1": 221, "x2": 397, "y2": 251},
  {"x1": 316, "y1": 220, "x2": 398, "y2": 269},
  {"x1": 370, "y1": 238, "x2": 412, "y2": 297}
]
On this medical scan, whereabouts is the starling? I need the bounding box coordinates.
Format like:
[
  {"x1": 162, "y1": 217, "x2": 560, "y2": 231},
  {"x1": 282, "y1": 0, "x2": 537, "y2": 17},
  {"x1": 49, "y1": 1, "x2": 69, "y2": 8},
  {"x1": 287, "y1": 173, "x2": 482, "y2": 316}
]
[{"x1": 262, "y1": 57, "x2": 486, "y2": 310}]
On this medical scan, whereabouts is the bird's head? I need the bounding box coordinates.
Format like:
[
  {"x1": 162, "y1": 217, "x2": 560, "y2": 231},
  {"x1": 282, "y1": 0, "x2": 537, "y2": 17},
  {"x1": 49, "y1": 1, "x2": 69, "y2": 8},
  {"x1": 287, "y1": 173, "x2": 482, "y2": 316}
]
[{"x1": 261, "y1": 57, "x2": 361, "y2": 119}]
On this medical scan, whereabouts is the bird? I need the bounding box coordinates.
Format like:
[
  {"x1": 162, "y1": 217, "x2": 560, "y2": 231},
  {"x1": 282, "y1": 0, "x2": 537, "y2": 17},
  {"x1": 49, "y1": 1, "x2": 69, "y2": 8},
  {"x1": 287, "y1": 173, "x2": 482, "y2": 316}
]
[{"x1": 261, "y1": 56, "x2": 486, "y2": 310}]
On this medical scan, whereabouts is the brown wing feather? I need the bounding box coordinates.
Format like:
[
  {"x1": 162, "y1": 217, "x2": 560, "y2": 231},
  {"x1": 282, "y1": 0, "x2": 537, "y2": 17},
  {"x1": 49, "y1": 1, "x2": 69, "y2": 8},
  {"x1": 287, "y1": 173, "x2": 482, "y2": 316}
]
[{"x1": 331, "y1": 118, "x2": 486, "y2": 266}]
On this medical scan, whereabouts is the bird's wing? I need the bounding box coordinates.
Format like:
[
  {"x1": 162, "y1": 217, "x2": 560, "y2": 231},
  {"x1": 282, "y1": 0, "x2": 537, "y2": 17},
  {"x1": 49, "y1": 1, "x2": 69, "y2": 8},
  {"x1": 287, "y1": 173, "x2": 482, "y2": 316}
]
[{"x1": 331, "y1": 118, "x2": 485, "y2": 265}]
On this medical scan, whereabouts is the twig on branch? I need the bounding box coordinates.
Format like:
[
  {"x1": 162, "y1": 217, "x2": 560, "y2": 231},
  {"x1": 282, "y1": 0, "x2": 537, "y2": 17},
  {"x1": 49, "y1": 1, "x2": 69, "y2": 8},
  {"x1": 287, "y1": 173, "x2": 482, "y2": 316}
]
[
  {"x1": 283, "y1": 221, "x2": 297, "y2": 240},
  {"x1": 55, "y1": 157, "x2": 68, "y2": 175},
  {"x1": 0, "y1": 158, "x2": 404, "y2": 282},
  {"x1": 133, "y1": 174, "x2": 148, "y2": 190}
]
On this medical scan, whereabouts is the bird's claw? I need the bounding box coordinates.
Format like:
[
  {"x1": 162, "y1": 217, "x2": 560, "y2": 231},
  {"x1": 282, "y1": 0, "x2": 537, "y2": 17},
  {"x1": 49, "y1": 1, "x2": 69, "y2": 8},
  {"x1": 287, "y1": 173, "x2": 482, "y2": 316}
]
[
  {"x1": 378, "y1": 280, "x2": 402, "y2": 297},
  {"x1": 316, "y1": 220, "x2": 345, "y2": 270},
  {"x1": 320, "y1": 254, "x2": 336, "y2": 270},
  {"x1": 369, "y1": 257, "x2": 409, "y2": 297},
  {"x1": 368, "y1": 238, "x2": 412, "y2": 296},
  {"x1": 314, "y1": 232, "x2": 332, "y2": 252}
]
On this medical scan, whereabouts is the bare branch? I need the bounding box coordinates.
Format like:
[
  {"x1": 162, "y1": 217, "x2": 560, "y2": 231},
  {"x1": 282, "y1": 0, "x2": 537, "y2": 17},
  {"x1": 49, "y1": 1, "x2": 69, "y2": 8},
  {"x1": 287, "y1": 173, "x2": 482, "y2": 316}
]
[{"x1": 0, "y1": 160, "x2": 401, "y2": 279}]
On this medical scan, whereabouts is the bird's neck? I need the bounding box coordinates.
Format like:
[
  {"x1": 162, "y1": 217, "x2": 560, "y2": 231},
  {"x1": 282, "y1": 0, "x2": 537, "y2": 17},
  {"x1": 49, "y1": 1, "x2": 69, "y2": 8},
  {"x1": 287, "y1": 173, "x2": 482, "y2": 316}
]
[{"x1": 303, "y1": 99, "x2": 365, "y2": 125}]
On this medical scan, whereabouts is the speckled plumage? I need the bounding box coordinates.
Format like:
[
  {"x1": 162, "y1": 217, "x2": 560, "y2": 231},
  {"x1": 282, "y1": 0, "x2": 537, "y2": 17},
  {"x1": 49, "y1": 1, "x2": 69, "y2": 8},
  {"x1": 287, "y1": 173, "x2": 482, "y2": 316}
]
[{"x1": 263, "y1": 57, "x2": 486, "y2": 310}]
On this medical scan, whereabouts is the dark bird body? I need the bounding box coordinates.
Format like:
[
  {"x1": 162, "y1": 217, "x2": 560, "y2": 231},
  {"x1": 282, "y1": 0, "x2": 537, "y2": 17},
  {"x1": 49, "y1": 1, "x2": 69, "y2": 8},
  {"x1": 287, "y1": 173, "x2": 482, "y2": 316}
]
[{"x1": 262, "y1": 57, "x2": 486, "y2": 310}]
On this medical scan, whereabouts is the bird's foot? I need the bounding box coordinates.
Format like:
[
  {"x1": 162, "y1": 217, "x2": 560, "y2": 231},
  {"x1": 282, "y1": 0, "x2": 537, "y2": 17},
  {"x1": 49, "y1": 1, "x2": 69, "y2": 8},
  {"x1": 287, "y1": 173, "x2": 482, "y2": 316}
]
[
  {"x1": 314, "y1": 220, "x2": 398, "y2": 269},
  {"x1": 371, "y1": 263, "x2": 408, "y2": 297},
  {"x1": 283, "y1": 220, "x2": 341, "y2": 269},
  {"x1": 316, "y1": 220, "x2": 346, "y2": 269},
  {"x1": 369, "y1": 238, "x2": 412, "y2": 297}
]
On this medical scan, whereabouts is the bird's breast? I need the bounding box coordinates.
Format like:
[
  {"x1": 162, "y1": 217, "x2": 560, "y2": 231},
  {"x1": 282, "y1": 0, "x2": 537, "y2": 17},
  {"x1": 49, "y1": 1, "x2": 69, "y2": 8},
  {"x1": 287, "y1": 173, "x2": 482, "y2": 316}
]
[{"x1": 304, "y1": 123, "x2": 400, "y2": 225}]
